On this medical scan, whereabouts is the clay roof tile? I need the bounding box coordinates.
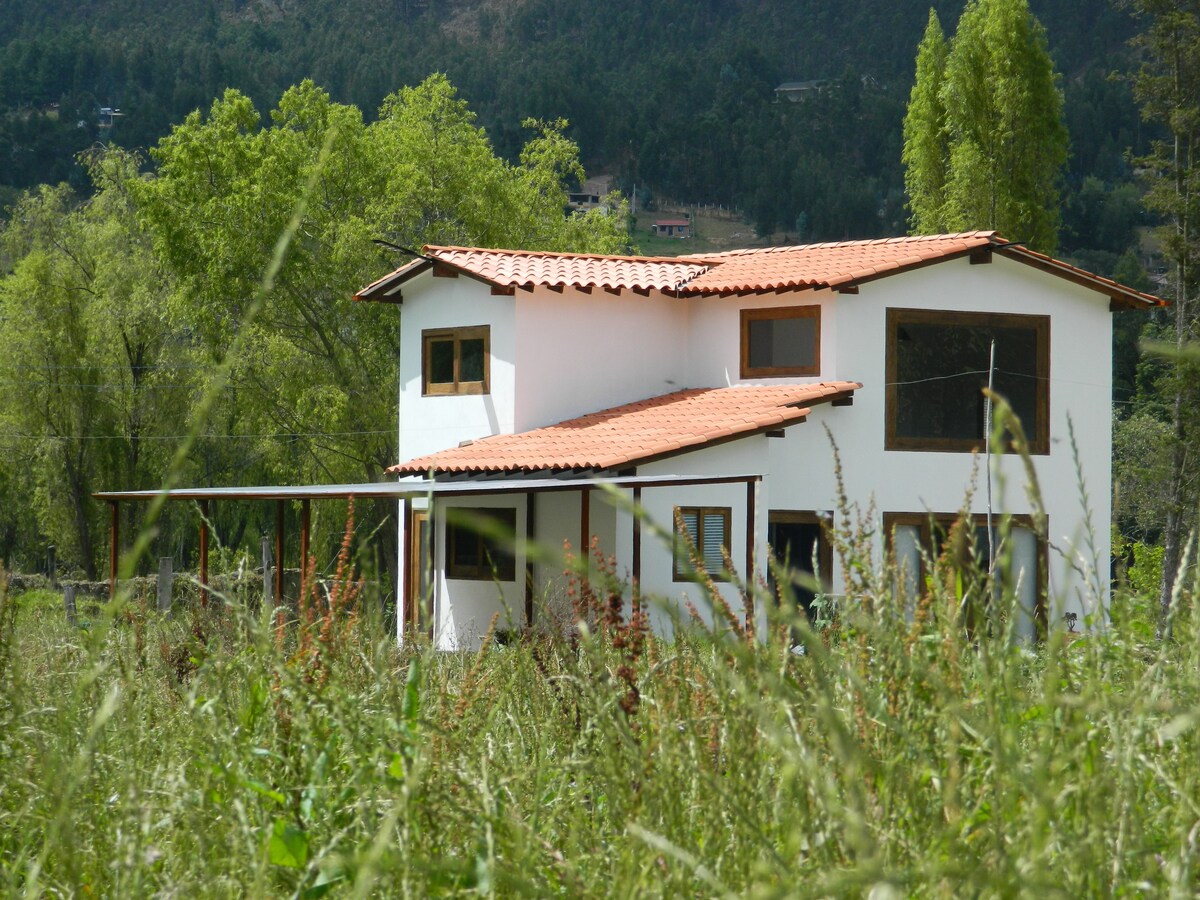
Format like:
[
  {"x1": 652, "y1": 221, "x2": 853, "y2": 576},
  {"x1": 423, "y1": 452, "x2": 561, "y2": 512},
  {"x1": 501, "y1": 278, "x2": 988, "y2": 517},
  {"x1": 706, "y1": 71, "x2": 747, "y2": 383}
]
[{"x1": 389, "y1": 382, "x2": 861, "y2": 476}]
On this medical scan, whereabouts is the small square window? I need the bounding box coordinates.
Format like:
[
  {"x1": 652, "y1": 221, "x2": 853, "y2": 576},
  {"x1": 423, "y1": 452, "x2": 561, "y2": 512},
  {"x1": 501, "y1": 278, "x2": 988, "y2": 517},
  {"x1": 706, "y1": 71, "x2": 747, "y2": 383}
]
[
  {"x1": 740, "y1": 306, "x2": 821, "y2": 378},
  {"x1": 445, "y1": 507, "x2": 516, "y2": 581},
  {"x1": 674, "y1": 506, "x2": 732, "y2": 581},
  {"x1": 423, "y1": 326, "x2": 490, "y2": 395}
]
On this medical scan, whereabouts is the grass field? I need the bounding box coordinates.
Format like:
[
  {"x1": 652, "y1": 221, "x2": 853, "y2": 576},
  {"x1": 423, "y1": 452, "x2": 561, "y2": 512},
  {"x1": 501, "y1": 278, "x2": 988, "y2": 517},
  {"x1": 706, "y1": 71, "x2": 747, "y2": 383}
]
[{"x1": 0, "y1": 522, "x2": 1198, "y2": 896}]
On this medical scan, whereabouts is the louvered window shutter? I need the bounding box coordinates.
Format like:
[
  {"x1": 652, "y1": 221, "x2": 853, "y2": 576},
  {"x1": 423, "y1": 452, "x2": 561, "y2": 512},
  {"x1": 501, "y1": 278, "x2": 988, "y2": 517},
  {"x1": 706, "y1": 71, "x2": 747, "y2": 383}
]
[{"x1": 702, "y1": 511, "x2": 727, "y2": 573}]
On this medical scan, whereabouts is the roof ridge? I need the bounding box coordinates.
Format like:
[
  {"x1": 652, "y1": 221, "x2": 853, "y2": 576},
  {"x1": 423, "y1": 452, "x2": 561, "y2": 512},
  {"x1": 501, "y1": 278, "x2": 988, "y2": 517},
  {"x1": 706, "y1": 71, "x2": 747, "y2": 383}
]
[
  {"x1": 679, "y1": 231, "x2": 1000, "y2": 260},
  {"x1": 424, "y1": 244, "x2": 720, "y2": 266}
]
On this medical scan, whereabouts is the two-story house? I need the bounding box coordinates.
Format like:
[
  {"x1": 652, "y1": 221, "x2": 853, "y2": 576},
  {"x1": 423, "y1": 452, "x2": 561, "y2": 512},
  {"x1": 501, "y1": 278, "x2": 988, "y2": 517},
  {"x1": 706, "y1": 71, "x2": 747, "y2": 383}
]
[{"x1": 355, "y1": 232, "x2": 1162, "y2": 650}]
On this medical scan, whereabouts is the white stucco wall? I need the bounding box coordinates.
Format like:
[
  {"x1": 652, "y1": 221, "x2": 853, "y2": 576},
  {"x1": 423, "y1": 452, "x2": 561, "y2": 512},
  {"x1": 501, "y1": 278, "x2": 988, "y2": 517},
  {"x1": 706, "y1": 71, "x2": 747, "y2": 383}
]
[
  {"x1": 512, "y1": 286, "x2": 691, "y2": 428},
  {"x1": 397, "y1": 274, "x2": 518, "y2": 461},
  {"x1": 686, "y1": 290, "x2": 840, "y2": 387}
]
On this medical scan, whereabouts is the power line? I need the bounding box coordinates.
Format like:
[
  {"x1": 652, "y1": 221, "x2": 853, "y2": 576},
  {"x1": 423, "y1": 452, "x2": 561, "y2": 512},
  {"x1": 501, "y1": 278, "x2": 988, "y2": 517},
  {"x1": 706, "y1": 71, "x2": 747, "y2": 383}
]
[{"x1": 0, "y1": 430, "x2": 394, "y2": 442}]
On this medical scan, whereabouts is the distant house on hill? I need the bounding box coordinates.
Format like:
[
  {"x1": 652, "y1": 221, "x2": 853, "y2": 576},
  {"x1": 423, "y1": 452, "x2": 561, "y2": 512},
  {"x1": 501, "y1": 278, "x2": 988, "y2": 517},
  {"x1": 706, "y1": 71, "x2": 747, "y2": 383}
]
[
  {"x1": 775, "y1": 75, "x2": 881, "y2": 101},
  {"x1": 568, "y1": 174, "x2": 613, "y2": 211},
  {"x1": 774, "y1": 80, "x2": 829, "y2": 101},
  {"x1": 652, "y1": 219, "x2": 691, "y2": 238}
]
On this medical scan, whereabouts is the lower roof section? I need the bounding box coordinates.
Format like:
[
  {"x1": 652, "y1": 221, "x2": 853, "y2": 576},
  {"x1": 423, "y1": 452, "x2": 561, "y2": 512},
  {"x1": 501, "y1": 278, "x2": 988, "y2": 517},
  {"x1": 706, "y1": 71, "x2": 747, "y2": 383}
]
[
  {"x1": 390, "y1": 381, "x2": 861, "y2": 477},
  {"x1": 93, "y1": 472, "x2": 763, "y2": 504}
]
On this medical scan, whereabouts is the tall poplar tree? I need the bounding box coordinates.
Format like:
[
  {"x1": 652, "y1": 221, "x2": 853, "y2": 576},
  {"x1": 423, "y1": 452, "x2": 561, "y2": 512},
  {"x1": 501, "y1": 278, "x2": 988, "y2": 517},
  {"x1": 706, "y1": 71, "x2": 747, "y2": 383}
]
[
  {"x1": 902, "y1": 0, "x2": 1068, "y2": 253},
  {"x1": 902, "y1": 10, "x2": 950, "y2": 233},
  {"x1": 1124, "y1": 0, "x2": 1200, "y2": 633}
]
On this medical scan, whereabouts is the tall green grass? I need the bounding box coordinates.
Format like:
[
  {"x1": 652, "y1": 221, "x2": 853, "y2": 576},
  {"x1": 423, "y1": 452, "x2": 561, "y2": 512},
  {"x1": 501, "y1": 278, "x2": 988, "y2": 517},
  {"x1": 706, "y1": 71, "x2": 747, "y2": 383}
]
[{"x1": 1, "y1": 518, "x2": 1199, "y2": 897}]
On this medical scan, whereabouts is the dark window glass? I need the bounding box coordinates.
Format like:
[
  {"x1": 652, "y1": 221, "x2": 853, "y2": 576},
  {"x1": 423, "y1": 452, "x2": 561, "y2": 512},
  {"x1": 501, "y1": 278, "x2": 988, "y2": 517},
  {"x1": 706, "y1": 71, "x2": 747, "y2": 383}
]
[
  {"x1": 894, "y1": 321, "x2": 1038, "y2": 442},
  {"x1": 459, "y1": 338, "x2": 485, "y2": 383},
  {"x1": 428, "y1": 340, "x2": 455, "y2": 385},
  {"x1": 748, "y1": 316, "x2": 817, "y2": 370},
  {"x1": 446, "y1": 508, "x2": 517, "y2": 581}
]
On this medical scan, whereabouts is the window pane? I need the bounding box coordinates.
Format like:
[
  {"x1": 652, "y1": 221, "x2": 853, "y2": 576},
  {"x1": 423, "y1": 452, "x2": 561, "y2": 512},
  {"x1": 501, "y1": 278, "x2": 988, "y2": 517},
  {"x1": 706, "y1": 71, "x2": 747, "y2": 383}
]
[
  {"x1": 895, "y1": 320, "x2": 1039, "y2": 441},
  {"x1": 428, "y1": 339, "x2": 455, "y2": 385},
  {"x1": 1009, "y1": 527, "x2": 1039, "y2": 642},
  {"x1": 748, "y1": 315, "x2": 816, "y2": 370},
  {"x1": 680, "y1": 509, "x2": 699, "y2": 544},
  {"x1": 459, "y1": 338, "x2": 485, "y2": 383},
  {"x1": 450, "y1": 526, "x2": 480, "y2": 569},
  {"x1": 702, "y1": 512, "x2": 727, "y2": 572},
  {"x1": 893, "y1": 524, "x2": 922, "y2": 609}
]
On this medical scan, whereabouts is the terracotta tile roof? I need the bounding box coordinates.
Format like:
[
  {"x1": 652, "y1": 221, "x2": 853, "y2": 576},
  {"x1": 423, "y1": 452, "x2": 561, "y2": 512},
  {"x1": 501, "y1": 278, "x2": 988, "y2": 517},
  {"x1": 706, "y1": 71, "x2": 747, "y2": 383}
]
[
  {"x1": 389, "y1": 382, "x2": 860, "y2": 476},
  {"x1": 676, "y1": 231, "x2": 997, "y2": 294},
  {"x1": 355, "y1": 233, "x2": 1164, "y2": 308},
  {"x1": 355, "y1": 246, "x2": 710, "y2": 299}
]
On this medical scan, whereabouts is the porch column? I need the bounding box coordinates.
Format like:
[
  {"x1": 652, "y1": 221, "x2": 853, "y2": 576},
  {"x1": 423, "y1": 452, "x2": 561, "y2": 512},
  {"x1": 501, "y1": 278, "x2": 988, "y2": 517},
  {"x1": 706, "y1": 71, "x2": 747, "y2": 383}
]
[
  {"x1": 275, "y1": 500, "x2": 285, "y2": 603},
  {"x1": 744, "y1": 479, "x2": 755, "y2": 636},
  {"x1": 579, "y1": 487, "x2": 591, "y2": 583},
  {"x1": 400, "y1": 498, "x2": 411, "y2": 643},
  {"x1": 299, "y1": 498, "x2": 311, "y2": 596},
  {"x1": 631, "y1": 487, "x2": 642, "y2": 614},
  {"x1": 108, "y1": 500, "x2": 119, "y2": 600},
  {"x1": 525, "y1": 493, "x2": 536, "y2": 627},
  {"x1": 199, "y1": 499, "x2": 210, "y2": 608}
]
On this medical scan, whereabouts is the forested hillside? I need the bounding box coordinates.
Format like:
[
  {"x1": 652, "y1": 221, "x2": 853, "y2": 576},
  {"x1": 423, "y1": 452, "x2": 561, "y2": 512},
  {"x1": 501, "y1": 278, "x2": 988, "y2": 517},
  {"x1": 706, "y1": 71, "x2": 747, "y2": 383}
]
[{"x1": 0, "y1": 0, "x2": 1146, "y2": 248}]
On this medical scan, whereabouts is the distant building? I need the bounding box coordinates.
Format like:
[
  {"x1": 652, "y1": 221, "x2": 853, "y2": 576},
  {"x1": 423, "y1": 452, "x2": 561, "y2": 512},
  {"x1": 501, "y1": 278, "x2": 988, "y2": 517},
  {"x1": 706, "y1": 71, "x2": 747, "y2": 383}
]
[
  {"x1": 774, "y1": 80, "x2": 829, "y2": 101},
  {"x1": 775, "y1": 75, "x2": 880, "y2": 102},
  {"x1": 569, "y1": 174, "x2": 614, "y2": 211},
  {"x1": 653, "y1": 219, "x2": 691, "y2": 238}
]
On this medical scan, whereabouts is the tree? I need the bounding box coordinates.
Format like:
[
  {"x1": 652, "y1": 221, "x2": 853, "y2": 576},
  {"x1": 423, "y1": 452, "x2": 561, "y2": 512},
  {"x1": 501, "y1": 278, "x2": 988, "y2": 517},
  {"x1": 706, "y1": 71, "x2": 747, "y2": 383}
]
[
  {"x1": 0, "y1": 155, "x2": 183, "y2": 576},
  {"x1": 1124, "y1": 0, "x2": 1200, "y2": 634},
  {"x1": 902, "y1": 10, "x2": 950, "y2": 234},
  {"x1": 902, "y1": 0, "x2": 1069, "y2": 253},
  {"x1": 128, "y1": 75, "x2": 628, "y2": 586}
]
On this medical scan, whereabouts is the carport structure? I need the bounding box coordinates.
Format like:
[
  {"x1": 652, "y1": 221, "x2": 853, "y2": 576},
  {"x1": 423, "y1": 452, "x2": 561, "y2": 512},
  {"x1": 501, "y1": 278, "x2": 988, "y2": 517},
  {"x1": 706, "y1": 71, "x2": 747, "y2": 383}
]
[{"x1": 94, "y1": 473, "x2": 761, "y2": 635}]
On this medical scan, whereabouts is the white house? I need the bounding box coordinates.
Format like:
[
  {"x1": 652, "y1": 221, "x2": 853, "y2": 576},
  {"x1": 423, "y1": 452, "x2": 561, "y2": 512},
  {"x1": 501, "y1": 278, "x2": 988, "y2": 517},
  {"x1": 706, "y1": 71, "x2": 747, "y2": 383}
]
[{"x1": 354, "y1": 232, "x2": 1162, "y2": 650}]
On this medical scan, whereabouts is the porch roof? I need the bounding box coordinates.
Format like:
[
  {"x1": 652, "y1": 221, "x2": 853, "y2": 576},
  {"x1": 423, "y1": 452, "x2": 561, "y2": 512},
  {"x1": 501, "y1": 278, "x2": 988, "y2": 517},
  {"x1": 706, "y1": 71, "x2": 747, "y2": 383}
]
[
  {"x1": 389, "y1": 381, "x2": 860, "y2": 477},
  {"x1": 93, "y1": 472, "x2": 763, "y2": 503}
]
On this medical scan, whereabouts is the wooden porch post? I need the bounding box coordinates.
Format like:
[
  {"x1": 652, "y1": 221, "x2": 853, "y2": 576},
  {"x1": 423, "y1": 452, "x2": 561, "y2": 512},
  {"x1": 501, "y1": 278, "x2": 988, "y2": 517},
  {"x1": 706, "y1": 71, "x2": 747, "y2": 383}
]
[
  {"x1": 631, "y1": 487, "x2": 642, "y2": 615},
  {"x1": 275, "y1": 499, "x2": 285, "y2": 603},
  {"x1": 199, "y1": 499, "x2": 210, "y2": 608},
  {"x1": 744, "y1": 479, "x2": 756, "y2": 635},
  {"x1": 108, "y1": 500, "x2": 119, "y2": 600},
  {"x1": 525, "y1": 493, "x2": 536, "y2": 628},
  {"x1": 579, "y1": 487, "x2": 591, "y2": 584},
  {"x1": 299, "y1": 498, "x2": 311, "y2": 596}
]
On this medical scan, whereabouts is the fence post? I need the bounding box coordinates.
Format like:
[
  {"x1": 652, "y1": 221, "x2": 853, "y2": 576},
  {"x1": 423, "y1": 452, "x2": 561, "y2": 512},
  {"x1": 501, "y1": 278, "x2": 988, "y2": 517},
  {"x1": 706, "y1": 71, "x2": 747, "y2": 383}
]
[
  {"x1": 262, "y1": 535, "x2": 274, "y2": 607},
  {"x1": 157, "y1": 557, "x2": 173, "y2": 613},
  {"x1": 47, "y1": 545, "x2": 56, "y2": 589},
  {"x1": 63, "y1": 584, "x2": 77, "y2": 627}
]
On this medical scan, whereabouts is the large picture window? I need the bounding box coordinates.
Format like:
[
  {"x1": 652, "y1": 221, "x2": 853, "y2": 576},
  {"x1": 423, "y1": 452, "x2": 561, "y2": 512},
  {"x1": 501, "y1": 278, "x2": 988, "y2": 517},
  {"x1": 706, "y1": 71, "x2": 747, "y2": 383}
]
[
  {"x1": 740, "y1": 306, "x2": 821, "y2": 378},
  {"x1": 674, "y1": 506, "x2": 732, "y2": 581},
  {"x1": 423, "y1": 325, "x2": 489, "y2": 396},
  {"x1": 445, "y1": 507, "x2": 516, "y2": 581},
  {"x1": 884, "y1": 511, "x2": 1045, "y2": 640},
  {"x1": 885, "y1": 309, "x2": 1049, "y2": 453}
]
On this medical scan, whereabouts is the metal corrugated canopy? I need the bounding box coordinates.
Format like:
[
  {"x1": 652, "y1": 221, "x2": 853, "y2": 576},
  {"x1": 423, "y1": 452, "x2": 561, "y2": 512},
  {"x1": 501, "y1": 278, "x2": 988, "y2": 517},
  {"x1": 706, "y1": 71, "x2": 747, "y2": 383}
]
[{"x1": 94, "y1": 473, "x2": 761, "y2": 503}]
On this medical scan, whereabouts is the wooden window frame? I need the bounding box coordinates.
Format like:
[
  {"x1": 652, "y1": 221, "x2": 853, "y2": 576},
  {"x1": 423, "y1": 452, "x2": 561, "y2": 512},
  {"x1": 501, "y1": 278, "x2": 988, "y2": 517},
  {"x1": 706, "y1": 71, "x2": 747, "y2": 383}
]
[
  {"x1": 740, "y1": 306, "x2": 821, "y2": 378},
  {"x1": 422, "y1": 325, "x2": 490, "y2": 396},
  {"x1": 673, "y1": 506, "x2": 732, "y2": 582},
  {"x1": 445, "y1": 507, "x2": 517, "y2": 582},
  {"x1": 883, "y1": 510, "x2": 1047, "y2": 632},
  {"x1": 884, "y1": 308, "x2": 1050, "y2": 454}
]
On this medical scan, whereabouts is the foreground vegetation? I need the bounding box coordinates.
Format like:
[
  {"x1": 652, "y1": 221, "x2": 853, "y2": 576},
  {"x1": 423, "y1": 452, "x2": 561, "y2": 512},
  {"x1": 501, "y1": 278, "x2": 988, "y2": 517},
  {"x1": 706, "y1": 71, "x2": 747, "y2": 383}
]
[{"x1": 2, "y1": 526, "x2": 1199, "y2": 897}]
